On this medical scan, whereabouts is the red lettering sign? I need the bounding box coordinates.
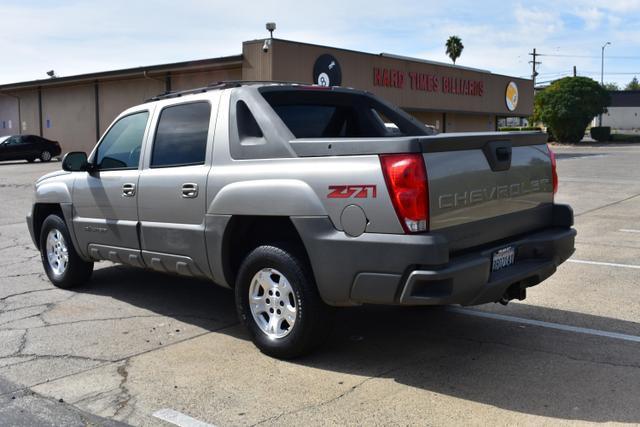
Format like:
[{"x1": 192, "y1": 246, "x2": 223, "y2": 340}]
[
  {"x1": 373, "y1": 68, "x2": 404, "y2": 89},
  {"x1": 374, "y1": 68, "x2": 483, "y2": 97}
]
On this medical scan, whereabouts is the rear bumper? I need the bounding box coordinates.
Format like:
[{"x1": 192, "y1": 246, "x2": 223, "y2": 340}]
[
  {"x1": 397, "y1": 227, "x2": 575, "y2": 305},
  {"x1": 292, "y1": 204, "x2": 575, "y2": 307}
]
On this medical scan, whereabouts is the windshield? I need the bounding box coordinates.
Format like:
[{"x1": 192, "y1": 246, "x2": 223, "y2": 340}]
[{"x1": 0, "y1": 136, "x2": 10, "y2": 145}]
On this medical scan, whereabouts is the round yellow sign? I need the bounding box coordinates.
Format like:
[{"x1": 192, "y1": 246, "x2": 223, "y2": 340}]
[{"x1": 506, "y1": 81, "x2": 519, "y2": 111}]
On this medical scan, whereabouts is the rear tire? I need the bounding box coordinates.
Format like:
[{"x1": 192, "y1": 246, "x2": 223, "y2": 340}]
[
  {"x1": 39, "y1": 214, "x2": 93, "y2": 289},
  {"x1": 235, "y1": 244, "x2": 333, "y2": 359},
  {"x1": 40, "y1": 151, "x2": 52, "y2": 162}
]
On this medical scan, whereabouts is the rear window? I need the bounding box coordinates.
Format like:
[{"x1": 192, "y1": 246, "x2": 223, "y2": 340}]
[
  {"x1": 151, "y1": 102, "x2": 211, "y2": 168},
  {"x1": 260, "y1": 89, "x2": 430, "y2": 139}
]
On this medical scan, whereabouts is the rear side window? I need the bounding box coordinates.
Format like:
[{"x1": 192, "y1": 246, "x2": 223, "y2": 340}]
[
  {"x1": 96, "y1": 111, "x2": 149, "y2": 170},
  {"x1": 151, "y1": 102, "x2": 211, "y2": 168}
]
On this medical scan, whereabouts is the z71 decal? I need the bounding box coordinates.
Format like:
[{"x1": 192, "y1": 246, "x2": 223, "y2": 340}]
[{"x1": 327, "y1": 185, "x2": 377, "y2": 199}]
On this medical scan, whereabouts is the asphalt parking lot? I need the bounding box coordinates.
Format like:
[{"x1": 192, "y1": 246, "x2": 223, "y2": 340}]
[{"x1": 0, "y1": 144, "x2": 639, "y2": 426}]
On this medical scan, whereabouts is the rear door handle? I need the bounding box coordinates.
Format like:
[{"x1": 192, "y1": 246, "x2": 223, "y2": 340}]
[
  {"x1": 122, "y1": 183, "x2": 136, "y2": 197},
  {"x1": 181, "y1": 183, "x2": 199, "y2": 198}
]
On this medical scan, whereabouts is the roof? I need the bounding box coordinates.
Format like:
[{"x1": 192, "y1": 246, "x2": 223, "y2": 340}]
[
  {"x1": 609, "y1": 90, "x2": 640, "y2": 107},
  {"x1": 0, "y1": 54, "x2": 243, "y2": 91}
]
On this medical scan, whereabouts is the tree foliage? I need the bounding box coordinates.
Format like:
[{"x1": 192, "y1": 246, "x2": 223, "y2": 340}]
[
  {"x1": 532, "y1": 77, "x2": 610, "y2": 143},
  {"x1": 445, "y1": 36, "x2": 464, "y2": 65},
  {"x1": 603, "y1": 82, "x2": 619, "y2": 91},
  {"x1": 625, "y1": 76, "x2": 640, "y2": 90}
]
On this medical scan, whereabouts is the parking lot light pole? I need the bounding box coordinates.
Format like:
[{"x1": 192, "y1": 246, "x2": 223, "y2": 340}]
[{"x1": 600, "y1": 41, "x2": 611, "y2": 126}]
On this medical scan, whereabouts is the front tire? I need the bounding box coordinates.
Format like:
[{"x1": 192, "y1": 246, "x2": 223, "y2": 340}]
[
  {"x1": 39, "y1": 214, "x2": 93, "y2": 289},
  {"x1": 235, "y1": 245, "x2": 333, "y2": 359}
]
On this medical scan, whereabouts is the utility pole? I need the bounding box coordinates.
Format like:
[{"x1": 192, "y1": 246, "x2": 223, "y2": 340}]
[
  {"x1": 599, "y1": 41, "x2": 611, "y2": 126},
  {"x1": 573, "y1": 66, "x2": 577, "y2": 77},
  {"x1": 529, "y1": 48, "x2": 541, "y2": 87}
]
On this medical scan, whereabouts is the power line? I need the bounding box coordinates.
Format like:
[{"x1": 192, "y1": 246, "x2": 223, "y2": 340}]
[
  {"x1": 538, "y1": 53, "x2": 640, "y2": 59},
  {"x1": 536, "y1": 71, "x2": 571, "y2": 77},
  {"x1": 576, "y1": 71, "x2": 640, "y2": 75}
]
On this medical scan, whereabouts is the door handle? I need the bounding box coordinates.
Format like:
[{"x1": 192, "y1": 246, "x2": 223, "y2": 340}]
[
  {"x1": 181, "y1": 183, "x2": 199, "y2": 198},
  {"x1": 122, "y1": 183, "x2": 136, "y2": 197}
]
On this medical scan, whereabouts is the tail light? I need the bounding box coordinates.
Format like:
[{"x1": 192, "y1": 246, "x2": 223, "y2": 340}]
[
  {"x1": 548, "y1": 145, "x2": 558, "y2": 196},
  {"x1": 380, "y1": 153, "x2": 429, "y2": 233}
]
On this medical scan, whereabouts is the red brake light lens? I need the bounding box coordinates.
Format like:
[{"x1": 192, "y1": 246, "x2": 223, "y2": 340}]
[
  {"x1": 548, "y1": 145, "x2": 558, "y2": 195},
  {"x1": 380, "y1": 153, "x2": 429, "y2": 233}
]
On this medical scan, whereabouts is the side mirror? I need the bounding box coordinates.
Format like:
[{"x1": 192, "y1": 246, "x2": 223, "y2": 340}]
[{"x1": 62, "y1": 151, "x2": 89, "y2": 172}]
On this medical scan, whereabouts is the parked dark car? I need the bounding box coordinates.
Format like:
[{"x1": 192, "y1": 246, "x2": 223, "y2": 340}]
[{"x1": 0, "y1": 135, "x2": 61, "y2": 162}]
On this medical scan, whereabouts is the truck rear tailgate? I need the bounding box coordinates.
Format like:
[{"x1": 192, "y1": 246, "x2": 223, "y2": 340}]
[{"x1": 422, "y1": 133, "x2": 554, "y2": 251}]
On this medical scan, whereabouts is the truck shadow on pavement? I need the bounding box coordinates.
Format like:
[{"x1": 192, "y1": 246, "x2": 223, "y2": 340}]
[{"x1": 81, "y1": 264, "x2": 640, "y2": 424}]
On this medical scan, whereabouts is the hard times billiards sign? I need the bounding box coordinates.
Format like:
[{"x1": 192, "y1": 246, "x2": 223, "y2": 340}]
[{"x1": 373, "y1": 67, "x2": 485, "y2": 97}]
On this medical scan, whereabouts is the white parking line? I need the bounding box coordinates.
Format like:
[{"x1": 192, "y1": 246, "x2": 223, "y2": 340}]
[
  {"x1": 568, "y1": 259, "x2": 640, "y2": 270},
  {"x1": 153, "y1": 409, "x2": 216, "y2": 427},
  {"x1": 620, "y1": 229, "x2": 640, "y2": 233},
  {"x1": 450, "y1": 308, "x2": 640, "y2": 343}
]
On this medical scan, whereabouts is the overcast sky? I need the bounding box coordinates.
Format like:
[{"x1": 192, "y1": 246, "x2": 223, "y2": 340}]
[{"x1": 1, "y1": 0, "x2": 640, "y2": 87}]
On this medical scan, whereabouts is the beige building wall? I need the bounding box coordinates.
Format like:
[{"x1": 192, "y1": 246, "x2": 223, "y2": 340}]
[
  {"x1": 445, "y1": 113, "x2": 496, "y2": 132},
  {"x1": 41, "y1": 84, "x2": 96, "y2": 152},
  {"x1": 0, "y1": 39, "x2": 532, "y2": 145},
  {"x1": 242, "y1": 40, "x2": 273, "y2": 81},
  {"x1": 0, "y1": 89, "x2": 40, "y2": 137},
  {"x1": 99, "y1": 78, "x2": 164, "y2": 134},
  {"x1": 269, "y1": 40, "x2": 533, "y2": 119},
  {"x1": 410, "y1": 111, "x2": 445, "y2": 131},
  {"x1": 171, "y1": 68, "x2": 242, "y2": 91},
  {"x1": 17, "y1": 90, "x2": 40, "y2": 135},
  {"x1": 0, "y1": 95, "x2": 19, "y2": 137}
]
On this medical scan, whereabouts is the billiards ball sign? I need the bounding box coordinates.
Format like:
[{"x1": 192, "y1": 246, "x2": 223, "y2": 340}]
[
  {"x1": 506, "y1": 81, "x2": 519, "y2": 111},
  {"x1": 313, "y1": 54, "x2": 342, "y2": 87}
]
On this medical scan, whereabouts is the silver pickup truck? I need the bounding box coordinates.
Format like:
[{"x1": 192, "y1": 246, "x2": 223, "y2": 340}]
[{"x1": 27, "y1": 82, "x2": 575, "y2": 358}]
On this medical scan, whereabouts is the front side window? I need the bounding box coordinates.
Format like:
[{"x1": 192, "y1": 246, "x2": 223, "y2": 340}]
[
  {"x1": 96, "y1": 111, "x2": 149, "y2": 170},
  {"x1": 151, "y1": 102, "x2": 211, "y2": 168}
]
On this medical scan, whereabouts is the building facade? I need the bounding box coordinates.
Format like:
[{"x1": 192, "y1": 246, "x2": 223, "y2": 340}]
[
  {"x1": 600, "y1": 90, "x2": 640, "y2": 130},
  {"x1": 0, "y1": 38, "x2": 533, "y2": 153}
]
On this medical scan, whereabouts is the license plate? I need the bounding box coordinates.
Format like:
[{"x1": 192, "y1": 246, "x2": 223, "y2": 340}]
[{"x1": 492, "y1": 246, "x2": 516, "y2": 272}]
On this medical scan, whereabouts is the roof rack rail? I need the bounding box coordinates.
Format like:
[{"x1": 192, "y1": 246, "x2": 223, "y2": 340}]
[{"x1": 144, "y1": 80, "x2": 309, "y2": 102}]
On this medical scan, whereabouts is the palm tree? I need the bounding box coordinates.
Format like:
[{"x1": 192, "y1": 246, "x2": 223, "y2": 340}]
[{"x1": 445, "y1": 36, "x2": 464, "y2": 65}]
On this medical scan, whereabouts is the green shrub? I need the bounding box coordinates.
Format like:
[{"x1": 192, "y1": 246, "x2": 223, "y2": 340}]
[
  {"x1": 590, "y1": 126, "x2": 611, "y2": 142},
  {"x1": 532, "y1": 77, "x2": 610, "y2": 143}
]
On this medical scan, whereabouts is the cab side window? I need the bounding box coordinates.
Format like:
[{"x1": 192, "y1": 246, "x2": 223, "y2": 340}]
[
  {"x1": 96, "y1": 111, "x2": 149, "y2": 170},
  {"x1": 151, "y1": 102, "x2": 211, "y2": 168}
]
